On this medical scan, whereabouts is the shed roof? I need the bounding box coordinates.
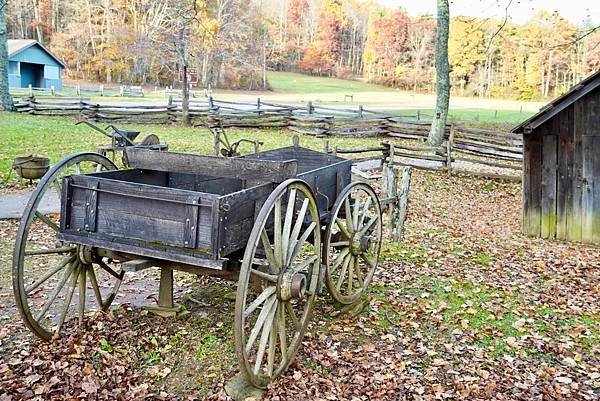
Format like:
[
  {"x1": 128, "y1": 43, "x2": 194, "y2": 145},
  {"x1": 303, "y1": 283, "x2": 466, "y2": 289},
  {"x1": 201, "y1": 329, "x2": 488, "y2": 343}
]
[
  {"x1": 512, "y1": 70, "x2": 600, "y2": 134},
  {"x1": 7, "y1": 39, "x2": 67, "y2": 68}
]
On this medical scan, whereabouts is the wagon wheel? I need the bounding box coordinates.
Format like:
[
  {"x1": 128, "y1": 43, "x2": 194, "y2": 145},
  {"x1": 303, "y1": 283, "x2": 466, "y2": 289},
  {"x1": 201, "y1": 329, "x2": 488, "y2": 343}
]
[
  {"x1": 12, "y1": 152, "x2": 125, "y2": 341},
  {"x1": 235, "y1": 179, "x2": 322, "y2": 388},
  {"x1": 324, "y1": 182, "x2": 382, "y2": 305},
  {"x1": 138, "y1": 134, "x2": 160, "y2": 146}
]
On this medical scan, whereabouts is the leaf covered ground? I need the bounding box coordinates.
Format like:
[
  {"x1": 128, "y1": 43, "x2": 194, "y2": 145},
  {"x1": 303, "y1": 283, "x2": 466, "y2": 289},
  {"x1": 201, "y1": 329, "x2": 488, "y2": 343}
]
[{"x1": 0, "y1": 170, "x2": 598, "y2": 400}]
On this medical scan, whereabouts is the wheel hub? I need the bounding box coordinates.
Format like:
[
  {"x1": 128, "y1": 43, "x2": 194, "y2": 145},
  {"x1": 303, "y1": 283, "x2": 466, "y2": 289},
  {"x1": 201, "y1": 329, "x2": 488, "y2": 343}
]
[
  {"x1": 78, "y1": 245, "x2": 95, "y2": 264},
  {"x1": 277, "y1": 270, "x2": 307, "y2": 301},
  {"x1": 351, "y1": 233, "x2": 371, "y2": 255}
]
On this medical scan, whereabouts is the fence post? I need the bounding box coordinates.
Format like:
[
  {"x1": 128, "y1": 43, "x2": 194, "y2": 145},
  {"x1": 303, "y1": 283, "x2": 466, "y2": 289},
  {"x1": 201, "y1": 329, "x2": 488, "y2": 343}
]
[
  {"x1": 76, "y1": 84, "x2": 80, "y2": 96},
  {"x1": 358, "y1": 105, "x2": 363, "y2": 118},
  {"x1": 307, "y1": 101, "x2": 313, "y2": 114},
  {"x1": 99, "y1": 85, "x2": 104, "y2": 96},
  {"x1": 322, "y1": 138, "x2": 329, "y2": 154},
  {"x1": 50, "y1": 85, "x2": 55, "y2": 96},
  {"x1": 119, "y1": 86, "x2": 124, "y2": 96},
  {"x1": 28, "y1": 84, "x2": 33, "y2": 97},
  {"x1": 168, "y1": 95, "x2": 173, "y2": 106},
  {"x1": 417, "y1": 110, "x2": 420, "y2": 120},
  {"x1": 208, "y1": 96, "x2": 214, "y2": 110},
  {"x1": 393, "y1": 167, "x2": 412, "y2": 241},
  {"x1": 447, "y1": 125, "x2": 455, "y2": 174}
]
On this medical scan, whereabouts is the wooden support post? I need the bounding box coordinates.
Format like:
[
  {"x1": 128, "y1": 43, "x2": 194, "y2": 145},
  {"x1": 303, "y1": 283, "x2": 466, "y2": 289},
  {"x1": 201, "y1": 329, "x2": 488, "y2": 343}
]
[
  {"x1": 213, "y1": 128, "x2": 221, "y2": 156},
  {"x1": 307, "y1": 101, "x2": 313, "y2": 114},
  {"x1": 333, "y1": 145, "x2": 338, "y2": 157},
  {"x1": 50, "y1": 85, "x2": 55, "y2": 96},
  {"x1": 99, "y1": 85, "x2": 104, "y2": 96},
  {"x1": 383, "y1": 163, "x2": 398, "y2": 231},
  {"x1": 393, "y1": 167, "x2": 412, "y2": 241},
  {"x1": 158, "y1": 268, "x2": 174, "y2": 308},
  {"x1": 28, "y1": 84, "x2": 33, "y2": 97},
  {"x1": 358, "y1": 105, "x2": 363, "y2": 118},
  {"x1": 208, "y1": 95, "x2": 214, "y2": 109},
  {"x1": 323, "y1": 138, "x2": 329, "y2": 154},
  {"x1": 447, "y1": 125, "x2": 455, "y2": 174}
]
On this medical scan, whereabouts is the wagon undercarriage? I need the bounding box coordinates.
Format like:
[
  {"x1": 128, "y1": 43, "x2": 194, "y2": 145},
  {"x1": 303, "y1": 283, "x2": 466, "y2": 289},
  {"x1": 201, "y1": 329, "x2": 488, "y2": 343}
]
[{"x1": 12, "y1": 143, "x2": 383, "y2": 387}]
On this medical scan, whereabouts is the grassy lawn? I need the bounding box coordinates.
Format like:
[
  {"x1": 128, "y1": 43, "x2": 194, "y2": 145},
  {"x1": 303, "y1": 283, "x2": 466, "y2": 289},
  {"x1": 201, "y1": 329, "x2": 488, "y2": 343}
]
[
  {"x1": 0, "y1": 112, "x2": 382, "y2": 188},
  {"x1": 266, "y1": 71, "x2": 395, "y2": 93}
]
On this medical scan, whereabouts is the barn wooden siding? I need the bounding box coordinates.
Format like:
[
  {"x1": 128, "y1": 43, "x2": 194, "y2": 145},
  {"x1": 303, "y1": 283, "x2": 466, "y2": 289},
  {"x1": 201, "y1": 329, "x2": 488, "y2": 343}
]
[{"x1": 523, "y1": 87, "x2": 600, "y2": 244}]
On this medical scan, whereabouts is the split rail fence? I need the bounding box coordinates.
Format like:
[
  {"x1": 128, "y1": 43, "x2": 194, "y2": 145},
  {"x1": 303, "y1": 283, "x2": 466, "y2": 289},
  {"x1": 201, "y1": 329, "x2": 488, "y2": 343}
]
[{"x1": 13, "y1": 96, "x2": 523, "y2": 181}]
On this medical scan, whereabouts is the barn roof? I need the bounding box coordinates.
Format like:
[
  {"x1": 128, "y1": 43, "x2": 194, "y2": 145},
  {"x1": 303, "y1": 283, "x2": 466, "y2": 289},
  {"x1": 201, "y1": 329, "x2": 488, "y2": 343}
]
[
  {"x1": 7, "y1": 39, "x2": 67, "y2": 68},
  {"x1": 512, "y1": 70, "x2": 600, "y2": 134}
]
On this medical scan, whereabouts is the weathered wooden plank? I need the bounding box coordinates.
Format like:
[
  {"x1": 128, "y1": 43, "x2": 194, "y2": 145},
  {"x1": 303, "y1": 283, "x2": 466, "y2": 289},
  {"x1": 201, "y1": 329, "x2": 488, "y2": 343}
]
[
  {"x1": 582, "y1": 135, "x2": 600, "y2": 243},
  {"x1": 570, "y1": 99, "x2": 585, "y2": 241},
  {"x1": 523, "y1": 133, "x2": 543, "y2": 237},
  {"x1": 555, "y1": 105, "x2": 574, "y2": 240},
  {"x1": 125, "y1": 149, "x2": 298, "y2": 183},
  {"x1": 540, "y1": 134, "x2": 557, "y2": 239}
]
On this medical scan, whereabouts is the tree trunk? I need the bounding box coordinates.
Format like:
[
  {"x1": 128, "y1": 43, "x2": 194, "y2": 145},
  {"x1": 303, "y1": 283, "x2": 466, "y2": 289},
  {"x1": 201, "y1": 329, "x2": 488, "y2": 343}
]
[
  {"x1": 0, "y1": 1, "x2": 14, "y2": 111},
  {"x1": 428, "y1": 0, "x2": 450, "y2": 146}
]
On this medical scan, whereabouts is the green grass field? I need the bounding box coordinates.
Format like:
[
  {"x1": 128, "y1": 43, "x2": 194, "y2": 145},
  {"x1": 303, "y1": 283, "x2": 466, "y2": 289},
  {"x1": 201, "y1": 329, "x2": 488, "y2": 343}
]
[
  {"x1": 0, "y1": 112, "x2": 381, "y2": 188},
  {"x1": 266, "y1": 71, "x2": 395, "y2": 94}
]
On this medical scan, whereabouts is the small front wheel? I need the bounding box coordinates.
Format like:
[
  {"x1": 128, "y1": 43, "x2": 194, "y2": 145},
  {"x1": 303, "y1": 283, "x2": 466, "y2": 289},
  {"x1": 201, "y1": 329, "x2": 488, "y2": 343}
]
[
  {"x1": 234, "y1": 179, "x2": 322, "y2": 388},
  {"x1": 324, "y1": 182, "x2": 382, "y2": 305}
]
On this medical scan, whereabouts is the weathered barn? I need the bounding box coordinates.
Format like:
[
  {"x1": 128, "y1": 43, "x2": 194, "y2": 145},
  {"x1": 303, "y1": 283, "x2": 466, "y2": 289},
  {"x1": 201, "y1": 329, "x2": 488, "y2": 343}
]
[
  {"x1": 7, "y1": 39, "x2": 66, "y2": 90},
  {"x1": 512, "y1": 70, "x2": 600, "y2": 244}
]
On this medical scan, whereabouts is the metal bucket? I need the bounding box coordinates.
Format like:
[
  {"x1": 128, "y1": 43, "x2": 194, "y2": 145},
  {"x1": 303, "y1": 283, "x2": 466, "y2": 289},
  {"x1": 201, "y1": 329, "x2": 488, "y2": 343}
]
[{"x1": 13, "y1": 156, "x2": 50, "y2": 180}]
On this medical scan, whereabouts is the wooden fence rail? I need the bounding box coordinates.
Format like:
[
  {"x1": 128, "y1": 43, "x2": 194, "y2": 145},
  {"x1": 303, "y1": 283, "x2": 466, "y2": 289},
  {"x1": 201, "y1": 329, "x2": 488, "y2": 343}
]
[{"x1": 14, "y1": 96, "x2": 522, "y2": 181}]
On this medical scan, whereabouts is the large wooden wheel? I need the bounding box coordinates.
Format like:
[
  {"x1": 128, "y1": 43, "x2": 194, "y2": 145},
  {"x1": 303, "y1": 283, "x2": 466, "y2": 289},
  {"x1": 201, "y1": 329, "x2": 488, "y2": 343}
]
[
  {"x1": 234, "y1": 179, "x2": 321, "y2": 388},
  {"x1": 324, "y1": 182, "x2": 382, "y2": 305},
  {"x1": 12, "y1": 152, "x2": 125, "y2": 340}
]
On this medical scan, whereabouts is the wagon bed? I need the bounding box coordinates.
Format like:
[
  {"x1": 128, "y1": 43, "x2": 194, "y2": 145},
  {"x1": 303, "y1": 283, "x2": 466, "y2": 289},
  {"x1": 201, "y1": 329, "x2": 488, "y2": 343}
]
[{"x1": 58, "y1": 147, "x2": 351, "y2": 269}]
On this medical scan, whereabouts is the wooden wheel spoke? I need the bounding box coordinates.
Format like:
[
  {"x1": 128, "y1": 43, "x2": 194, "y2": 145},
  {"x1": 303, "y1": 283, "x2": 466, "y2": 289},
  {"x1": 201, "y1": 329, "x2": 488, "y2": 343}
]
[
  {"x1": 347, "y1": 260, "x2": 354, "y2": 293},
  {"x1": 359, "y1": 214, "x2": 379, "y2": 235},
  {"x1": 78, "y1": 265, "x2": 87, "y2": 325},
  {"x1": 244, "y1": 286, "x2": 276, "y2": 318},
  {"x1": 253, "y1": 299, "x2": 278, "y2": 375},
  {"x1": 34, "y1": 262, "x2": 76, "y2": 321},
  {"x1": 87, "y1": 265, "x2": 104, "y2": 309},
  {"x1": 284, "y1": 301, "x2": 301, "y2": 331},
  {"x1": 288, "y1": 221, "x2": 316, "y2": 264},
  {"x1": 34, "y1": 211, "x2": 60, "y2": 232},
  {"x1": 250, "y1": 268, "x2": 278, "y2": 283},
  {"x1": 260, "y1": 229, "x2": 277, "y2": 272},
  {"x1": 267, "y1": 311, "x2": 277, "y2": 377},
  {"x1": 281, "y1": 189, "x2": 296, "y2": 264},
  {"x1": 354, "y1": 256, "x2": 364, "y2": 287},
  {"x1": 25, "y1": 246, "x2": 76, "y2": 256},
  {"x1": 56, "y1": 264, "x2": 81, "y2": 332},
  {"x1": 291, "y1": 254, "x2": 318, "y2": 274},
  {"x1": 286, "y1": 198, "x2": 309, "y2": 266},
  {"x1": 97, "y1": 259, "x2": 124, "y2": 280},
  {"x1": 277, "y1": 305, "x2": 287, "y2": 362},
  {"x1": 335, "y1": 218, "x2": 352, "y2": 239},
  {"x1": 25, "y1": 254, "x2": 75, "y2": 294},
  {"x1": 245, "y1": 296, "x2": 277, "y2": 354},
  {"x1": 344, "y1": 198, "x2": 354, "y2": 231},
  {"x1": 359, "y1": 197, "x2": 372, "y2": 228},
  {"x1": 274, "y1": 196, "x2": 283, "y2": 267},
  {"x1": 330, "y1": 241, "x2": 350, "y2": 247},
  {"x1": 352, "y1": 195, "x2": 361, "y2": 230},
  {"x1": 331, "y1": 247, "x2": 350, "y2": 271},
  {"x1": 336, "y1": 254, "x2": 352, "y2": 291},
  {"x1": 360, "y1": 253, "x2": 377, "y2": 269}
]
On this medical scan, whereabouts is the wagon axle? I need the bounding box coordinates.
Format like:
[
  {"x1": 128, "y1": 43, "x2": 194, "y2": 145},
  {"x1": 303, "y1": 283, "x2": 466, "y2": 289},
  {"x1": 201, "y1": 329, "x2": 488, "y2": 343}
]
[{"x1": 277, "y1": 270, "x2": 307, "y2": 301}]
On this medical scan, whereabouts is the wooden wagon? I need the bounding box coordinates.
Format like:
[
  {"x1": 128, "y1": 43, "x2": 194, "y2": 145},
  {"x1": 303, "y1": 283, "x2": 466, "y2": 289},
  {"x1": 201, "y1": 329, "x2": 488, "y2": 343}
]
[{"x1": 12, "y1": 141, "x2": 382, "y2": 387}]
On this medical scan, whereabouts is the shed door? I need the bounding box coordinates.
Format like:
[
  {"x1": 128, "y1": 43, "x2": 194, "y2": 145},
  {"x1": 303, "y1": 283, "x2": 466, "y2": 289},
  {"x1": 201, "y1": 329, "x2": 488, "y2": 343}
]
[{"x1": 582, "y1": 135, "x2": 600, "y2": 243}]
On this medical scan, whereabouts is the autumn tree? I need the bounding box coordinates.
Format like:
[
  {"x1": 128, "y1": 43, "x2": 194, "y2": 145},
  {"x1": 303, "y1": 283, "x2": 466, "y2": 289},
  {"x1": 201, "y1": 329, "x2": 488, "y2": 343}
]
[{"x1": 428, "y1": 0, "x2": 449, "y2": 146}]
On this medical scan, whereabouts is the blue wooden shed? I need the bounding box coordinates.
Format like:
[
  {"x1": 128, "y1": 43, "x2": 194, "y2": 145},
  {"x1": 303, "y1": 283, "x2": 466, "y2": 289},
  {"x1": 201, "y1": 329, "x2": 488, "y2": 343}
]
[{"x1": 7, "y1": 39, "x2": 66, "y2": 91}]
